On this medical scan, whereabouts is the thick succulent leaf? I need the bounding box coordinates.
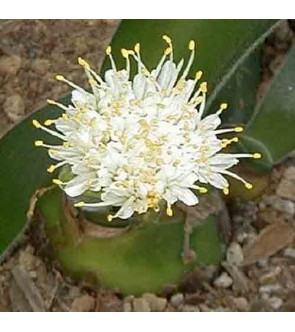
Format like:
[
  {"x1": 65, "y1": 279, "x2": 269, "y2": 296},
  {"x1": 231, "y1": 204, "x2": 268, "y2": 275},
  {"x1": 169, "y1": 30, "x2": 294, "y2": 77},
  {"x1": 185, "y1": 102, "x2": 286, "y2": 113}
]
[
  {"x1": 244, "y1": 46, "x2": 295, "y2": 164},
  {"x1": 208, "y1": 48, "x2": 262, "y2": 125},
  {"x1": 104, "y1": 19, "x2": 278, "y2": 115},
  {"x1": 38, "y1": 188, "x2": 223, "y2": 295},
  {"x1": 0, "y1": 101, "x2": 65, "y2": 259}
]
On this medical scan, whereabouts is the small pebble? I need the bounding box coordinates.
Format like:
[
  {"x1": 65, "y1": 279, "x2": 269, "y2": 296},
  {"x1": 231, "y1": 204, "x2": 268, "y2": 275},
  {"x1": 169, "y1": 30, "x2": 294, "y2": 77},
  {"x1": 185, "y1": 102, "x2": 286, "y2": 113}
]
[
  {"x1": 142, "y1": 293, "x2": 167, "y2": 312},
  {"x1": 4, "y1": 94, "x2": 25, "y2": 122},
  {"x1": 273, "y1": 198, "x2": 295, "y2": 216},
  {"x1": 123, "y1": 301, "x2": 132, "y2": 312},
  {"x1": 233, "y1": 297, "x2": 249, "y2": 312},
  {"x1": 181, "y1": 304, "x2": 200, "y2": 312},
  {"x1": 71, "y1": 295, "x2": 95, "y2": 312},
  {"x1": 284, "y1": 248, "x2": 295, "y2": 258},
  {"x1": 170, "y1": 293, "x2": 184, "y2": 308},
  {"x1": 259, "y1": 284, "x2": 282, "y2": 294},
  {"x1": 18, "y1": 251, "x2": 36, "y2": 271},
  {"x1": 199, "y1": 304, "x2": 211, "y2": 312},
  {"x1": 268, "y1": 297, "x2": 283, "y2": 310},
  {"x1": 0, "y1": 55, "x2": 21, "y2": 76},
  {"x1": 226, "y1": 242, "x2": 244, "y2": 266},
  {"x1": 133, "y1": 298, "x2": 151, "y2": 312},
  {"x1": 213, "y1": 272, "x2": 233, "y2": 289}
]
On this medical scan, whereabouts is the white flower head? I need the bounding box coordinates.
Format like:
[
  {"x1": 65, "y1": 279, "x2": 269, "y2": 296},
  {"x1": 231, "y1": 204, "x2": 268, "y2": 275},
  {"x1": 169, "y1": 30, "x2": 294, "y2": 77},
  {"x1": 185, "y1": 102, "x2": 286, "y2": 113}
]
[{"x1": 33, "y1": 36, "x2": 262, "y2": 221}]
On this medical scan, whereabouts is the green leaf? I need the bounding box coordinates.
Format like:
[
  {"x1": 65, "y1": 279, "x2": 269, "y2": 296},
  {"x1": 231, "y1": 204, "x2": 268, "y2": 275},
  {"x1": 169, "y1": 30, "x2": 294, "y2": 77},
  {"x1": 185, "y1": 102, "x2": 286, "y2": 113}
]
[
  {"x1": 208, "y1": 48, "x2": 262, "y2": 125},
  {"x1": 245, "y1": 46, "x2": 295, "y2": 164},
  {"x1": 37, "y1": 188, "x2": 223, "y2": 295},
  {"x1": 104, "y1": 20, "x2": 277, "y2": 84},
  {"x1": 0, "y1": 101, "x2": 66, "y2": 260},
  {"x1": 104, "y1": 19, "x2": 278, "y2": 117}
]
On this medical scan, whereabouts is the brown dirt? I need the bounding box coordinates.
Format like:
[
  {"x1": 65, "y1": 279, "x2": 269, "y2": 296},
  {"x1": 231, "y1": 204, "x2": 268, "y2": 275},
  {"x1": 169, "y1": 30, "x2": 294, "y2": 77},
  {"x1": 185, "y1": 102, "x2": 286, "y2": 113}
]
[{"x1": 0, "y1": 19, "x2": 119, "y2": 138}]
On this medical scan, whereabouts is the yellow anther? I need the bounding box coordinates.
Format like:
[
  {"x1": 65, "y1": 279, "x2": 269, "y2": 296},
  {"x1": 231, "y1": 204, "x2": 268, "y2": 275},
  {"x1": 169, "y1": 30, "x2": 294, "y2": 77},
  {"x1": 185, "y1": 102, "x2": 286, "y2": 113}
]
[
  {"x1": 107, "y1": 214, "x2": 113, "y2": 222},
  {"x1": 245, "y1": 183, "x2": 253, "y2": 190},
  {"x1": 194, "y1": 96, "x2": 204, "y2": 104},
  {"x1": 223, "y1": 188, "x2": 229, "y2": 195},
  {"x1": 166, "y1": 207, "x2": 173, "y2": 217},
  {"x1": 134, "y1": 43, "x2": 140, "y2": 53},
  {"x1": 106, "y1": 46, "x2": 112, "y2": 55},
  {"x1": 78, "y1": 57, "x2": 90, "y2": 69},
  {"x1": 62, "y1": 114, "x2": 69, "y2": 120},
  {"x1": 142, "y1": 68, "x2": 150, "y2": 76},
  {"x1": 234, "y1": 126, "x2": 244, "y2": 133},
  {"x1": 121, "y1": 48, "x2": 129, "y2": 58},
  {"x1": 198, "y1": 187, "x2": 208, "y2": 194},
  {"x1": 162, "y1": 35, "x2": 172, "y2": 44},
  {"x1": 32, "y1": 119, "x2": 41, "y2": 128},
  {"x1": 34, "y1": 140, "x2": 43, "y2": 146},
  {"x1": 232, "y1": 137, "x2": 239, "y2": 142},
  {"x1": 74, "y1": 201, "x2": 85, "y2": 207},
  {"x1": 164, "y1": 47, "x2": 172, "y2": 56},
  {"x1": 47, "y1": 99, "x2": 57, "y2": 105},
  {"x1": 88, "y1": 79, "x2": 96, "y2": 86},
  {"x1": 52, "y1": 179, "x2": 64, "y2": 185},
  {"x1": 47, "y1": 165, "x2": 56, "y2": 173},
  {"x1": 200, "y1": 82, "x2": 207, "y2": 93},
  {"x1": 44, "y1": 119, "x2": 54, "y2": 126},
  {"x1": 253, "y1": 153, "x2": 262, "y2": 159},
  {"x1": 55, "y1": 75, "x2": 65, "y2": 81},
  {"x1": 195, "y1": 71, "x2": 203, "y2": 80},
  {"x1": 189, "y1": 40, "x2": 195, "y2": 50},
  {"x1": 220, "y1": 103, "x2": 228, "y2": 110}
]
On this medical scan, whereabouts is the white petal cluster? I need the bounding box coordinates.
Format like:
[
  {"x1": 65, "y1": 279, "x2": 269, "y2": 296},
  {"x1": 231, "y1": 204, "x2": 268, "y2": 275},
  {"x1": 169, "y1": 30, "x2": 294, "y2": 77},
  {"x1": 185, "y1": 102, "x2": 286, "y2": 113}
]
[{"x1": 33, "y1": 36, "x2": 261, "y2": 221}]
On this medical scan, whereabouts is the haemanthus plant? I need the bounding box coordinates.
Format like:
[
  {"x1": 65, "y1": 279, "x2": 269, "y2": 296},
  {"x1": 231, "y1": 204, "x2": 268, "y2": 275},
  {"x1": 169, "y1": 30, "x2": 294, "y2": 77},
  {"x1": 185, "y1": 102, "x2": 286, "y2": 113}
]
[
  {"x1": 2, "y1": 19, "x2": 295, "y2": 295},
  {"x1": 33, "y1": 36, "x2": 261, "y2": 221}
]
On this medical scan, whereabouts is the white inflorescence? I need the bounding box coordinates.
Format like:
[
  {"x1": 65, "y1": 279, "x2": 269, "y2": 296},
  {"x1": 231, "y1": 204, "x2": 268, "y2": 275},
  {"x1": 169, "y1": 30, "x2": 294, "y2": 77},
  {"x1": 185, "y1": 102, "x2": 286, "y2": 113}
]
[{"x1": 33, "y1": 36, "x2": 261, "y2": 221}]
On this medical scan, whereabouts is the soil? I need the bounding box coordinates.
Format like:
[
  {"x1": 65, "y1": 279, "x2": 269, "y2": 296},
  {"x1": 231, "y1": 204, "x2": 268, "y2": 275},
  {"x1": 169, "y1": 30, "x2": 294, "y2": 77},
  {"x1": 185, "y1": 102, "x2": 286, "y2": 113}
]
[{"x1": 1, "y1": 19, "x2": 295, "y2": 312}]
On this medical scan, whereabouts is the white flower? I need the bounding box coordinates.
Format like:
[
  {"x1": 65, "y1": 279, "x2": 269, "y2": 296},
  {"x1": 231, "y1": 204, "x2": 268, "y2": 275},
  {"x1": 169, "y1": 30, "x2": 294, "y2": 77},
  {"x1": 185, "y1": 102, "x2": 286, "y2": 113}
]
[{"x1": 33, "y1": 36, "x2": 261, "y2": 221}]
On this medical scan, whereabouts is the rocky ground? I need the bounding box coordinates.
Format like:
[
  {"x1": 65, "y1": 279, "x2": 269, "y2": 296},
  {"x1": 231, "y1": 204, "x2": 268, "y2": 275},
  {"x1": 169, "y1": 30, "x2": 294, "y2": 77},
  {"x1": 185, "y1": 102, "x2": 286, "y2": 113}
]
[{"x1": 1, "y1": 20, "x2": 295, "y2": 312}]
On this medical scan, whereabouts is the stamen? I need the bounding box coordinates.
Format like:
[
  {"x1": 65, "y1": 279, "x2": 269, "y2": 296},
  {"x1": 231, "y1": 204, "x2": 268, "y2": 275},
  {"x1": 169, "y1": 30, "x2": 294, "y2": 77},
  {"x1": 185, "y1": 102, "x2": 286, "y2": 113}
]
[
  {"x1": 245, "y1": 183, "x2": 253, "y2": 189},
  {"x1": 253, "y1": 153, "x2": 262, "y2": 159},
  {"x1": 195, "y1": 71, "x2": 203, "y2": 80},
  {"x1": 44, "y1": 119, "x2": 55, "y2": 126},
  {"x1": 74, "y1": 201, "x2": 85, "y2": 207},
  {"x1": 200, "y1": 82, "x2": 207, "y2": 93},
  {"x1": 47, "y1": 165, "x2": 55, "y2": 173},
  {"x1": 134, "y1": 43, "x2": 140, "y2": 53},
  {"x1": 78, "y1": 57, "x2": 90, "y2": 70},
  {"x1": 107, "y1": 214, "x2": 113, "y2": 222},
  {"x1": 32, "y1": 119, "x2": 41, "y2": 128},
  {"x1": 223, "y1": 188, "x2": 229, "y2": 195},
  {"x1": 198, "y1": 186, "x2": 208, "y2": 193},
  {"x1": 218, "y1": 169, "x2": 251, "y2": 188},
  {"x1": 214, "y1": 126, "x2": 244, "y2": 135},
  {"x1": 221, "y1": 137, "x2": 239, "y2": 148},
  {"x1": 52, "y1": 179, "x2": 64, "y2": 185},
  {"x1": 234, "y1": 126, "x2": 244, "y2": 133},
  {"x1": 32, "y1": 119, "x2": 66, "y2": 141},
  {"x1": 121, "y1": 48, "x2": 133, "y2": 77},
  {"x1": 47, "y1": 99, "x2": 69, "y2": 112},
  {"x1": 162, "y1": 34, "x2": 173, "y2": 61},
  {"x1": 55, "y1": 75, "x2": 87, "y2": 93},
  {"x1": 182, "y1": 40, "x2": 196, "y2": 78},
  {"x1": 166, "y1": 206, "x2": 173, "y2": 217},
  {"x1": 105, "y1": 45, "x2": 117, "y2": 71},
  {"x1": 34, "y1": 140, "x2": 44, "y2": 146},
  {"x1": 47, "y1": 161, "x2": 67, "y2": 173}
]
